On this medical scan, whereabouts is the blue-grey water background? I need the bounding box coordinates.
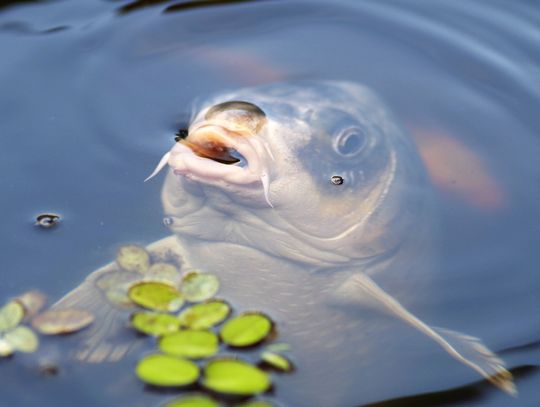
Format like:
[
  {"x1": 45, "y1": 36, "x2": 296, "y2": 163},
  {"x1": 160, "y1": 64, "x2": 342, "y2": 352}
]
[{"x1": 1, "y1": 0, "x2": 540, "y2": 406}]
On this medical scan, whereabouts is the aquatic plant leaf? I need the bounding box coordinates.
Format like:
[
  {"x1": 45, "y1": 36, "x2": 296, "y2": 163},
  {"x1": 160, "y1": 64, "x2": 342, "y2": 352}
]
[
  {"x1": 96, "y1": 270, "x2": 141, "y2": 291},
  {"x1": 116, "y1": 244, "x2": 150, "y2": 273},
  {"x1": 32, "y1": 308, "x2": 94, "y2": 335},
  {"x1": 0, "y1": 301, "x2": 25, "y2": 333},
  {"x1": 15, "y1": 290, "x2": 47, "y2": 319},
  {"x1": 128, "y1": 281, "x2": 184, "y2": 312},
  {"x1": 0, "y1": 338, "x2": 14, "y2": 357},
  {"x1": 131, "y1": 312, "x2": 182, "y2": 336},
  {"x1": 163, "y1": 394, "x2": 219, "y2": 407},
  {"x1": 178, "y1": 300, "x2": 231, "y2": 330},
  {"x1": 220, "y1": 313, "x2": 273, "y2": 347},
  {"x1": 96, "y1": 270, "x2": 142, "y2": 308},
  {"x1": 5, "y1": 326, "x2": 39, "y2": 353},
  {"x1": 260, "y1": 351, "x2": 293, "y2": 372},
  {"x1": 180, "y1": 272, "x2": 219, "y2": 302},
  {"x1": 159, "y1": 330, "x2": 218, "y2": 359},
  {"x1": 202, "y1": 358, "x2": 270, "y2": 395},
  {"x1": 263, "y1": 343, "x2": 291, "y2": 353},
  {"x1": 135, "y1": 353, "x2": 199, "y2": 387},
  {"x1": 146, "y1": 262, "x2": 181, "y2": 284}
]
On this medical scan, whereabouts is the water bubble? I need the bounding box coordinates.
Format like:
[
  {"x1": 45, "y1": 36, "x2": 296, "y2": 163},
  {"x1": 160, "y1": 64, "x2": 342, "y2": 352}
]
[
  {"x1": 330, "y1": 175, "x2": 344, "y2": 185},
  {"x1": 163, "y1": 217, "x2": 174, "y2": 226},
  {"x1": 35, "y1": 213, "x2": 61, "y2": 229}
]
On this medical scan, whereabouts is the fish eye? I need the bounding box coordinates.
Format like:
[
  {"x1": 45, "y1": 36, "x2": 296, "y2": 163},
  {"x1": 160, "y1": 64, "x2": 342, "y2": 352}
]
[
  {"x1": 205, "y1": 101, "x2": 267, "y2": 133},
  {"x1": 334, "y1": 127, "x2": 367, "y2": 157}
]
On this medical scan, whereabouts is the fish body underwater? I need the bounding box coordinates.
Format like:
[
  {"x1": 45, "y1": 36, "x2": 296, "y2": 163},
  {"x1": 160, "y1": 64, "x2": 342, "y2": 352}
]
[{"x1": 53, "y1": 81, "x2": 514, "y2": 405}]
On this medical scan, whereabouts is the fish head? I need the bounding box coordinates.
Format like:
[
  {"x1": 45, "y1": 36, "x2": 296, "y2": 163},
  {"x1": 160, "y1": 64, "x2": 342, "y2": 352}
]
[{"x1": 155, "y1": 81, "x2": 427, "y2": 267}]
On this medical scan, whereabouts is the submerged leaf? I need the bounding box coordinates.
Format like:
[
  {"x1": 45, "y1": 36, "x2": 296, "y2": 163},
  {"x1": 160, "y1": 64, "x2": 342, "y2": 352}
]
[
  {"x1": 135, "y1": 353, "x2": 199, "y2": 387},
  {"x1": 116, "y1": 244, "x2": 150, "y2": 274},
  {"x1": 202, "y1": 358, "x2": 270, "y2": 395},
  {"x1": 180, "y1": 272, "x2": 219, "y2": 302},
  {"x1": 32, "y1": 308, "x2": 94, "y2": 335},
  {"x1": 97, "y1": 270, "x2": 142, "y2": 308},
  {"x1": 260, "y1": 351, "x2": 293, "y2": 372},
  {"x1": 15, "y1": 290, "x2": 47, "y2": 319},
  {"x1": 146, "y1": 262, "x2": 181, "y2": 284},
  {"x1": 0, "y1": 301, "x2": 25, "y2": 333},
  {"x1": 220, "y1": 313, "x2": 273, "y2": 347},
  {"x1": 178, "y1": 300, "x2": 231, "y2": 330},
  {"x1": 5, "y1": 326, "x2": 39, "y2": 353},
  {"x1": 159, "y1": 330, "x2": 218, "y2": 359},
  {"x1": 163, "y1": 394, "x2": 219, "y2": 407},
  {"x1": 128, "y1": 281, "x2": 184, "y2": 312}
]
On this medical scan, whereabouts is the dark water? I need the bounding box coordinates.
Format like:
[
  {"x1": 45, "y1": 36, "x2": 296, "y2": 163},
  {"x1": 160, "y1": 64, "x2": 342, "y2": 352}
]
[{"x1": 1, "y1": 0, "x2": 540, "y2": 406}]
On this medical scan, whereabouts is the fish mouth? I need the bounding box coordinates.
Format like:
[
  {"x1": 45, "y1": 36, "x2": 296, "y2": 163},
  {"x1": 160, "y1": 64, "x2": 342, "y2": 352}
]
[{"x1": 146, "y1": 123, "x2": 273, "y2": 205}]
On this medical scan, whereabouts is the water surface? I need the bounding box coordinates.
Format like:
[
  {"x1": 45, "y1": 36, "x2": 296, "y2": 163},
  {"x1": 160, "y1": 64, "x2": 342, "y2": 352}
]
[{"x1": 1, "y1": 1, "x2": 540, "y2": 406}]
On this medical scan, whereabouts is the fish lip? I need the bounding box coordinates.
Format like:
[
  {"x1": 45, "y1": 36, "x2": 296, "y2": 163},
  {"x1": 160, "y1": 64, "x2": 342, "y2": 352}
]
[{"x1": 168, "y1": 123, "x2": 266, "y2": 185}]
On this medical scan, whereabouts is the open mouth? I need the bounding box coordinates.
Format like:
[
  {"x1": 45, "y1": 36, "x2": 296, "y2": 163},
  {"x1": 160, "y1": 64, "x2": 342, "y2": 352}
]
[
  {"x1": 145, "y1": 123, "x2": 273, "y2": 206},
  {"x1": 181, "y1": 138, "x2": 248, "y2": 167}
]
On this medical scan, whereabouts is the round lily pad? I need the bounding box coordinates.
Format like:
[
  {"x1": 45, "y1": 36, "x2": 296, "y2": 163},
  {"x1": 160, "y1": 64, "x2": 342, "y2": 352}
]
[
  {"x1": 220, "y1": 313, "x2": 273, "y2": 347},
  {"x1": 128, "y1": 281, "x2": 184, "y2": 312},
  {"x1": 135, "y1": 353, "x2": 199, "y2": 387},
  {"x1": 0, "y1": 301, "x2": 24, "y2": 333},
  {"x1": 146, "y1": 263, "x2": 181, "y2": 284},
  {"x1": 180, "y1": 272, "x2": 219, "y2": 302},
  {"x1": 163, "y1": 394, "x2": 219, "y2": 407},
  {"x1": 131, "y1": 312, "x2": 182, "y2": 336},
  {"x1": 0, "y1": 338, "x2": 13, "y2": 357},
  {"x1": 15, "y1": 290, "x2": 47, "y2": 319},
  {"x1": 116, "y1": 245, "x2": 150, "y2": 273},
  {"x1": 159, "y1": 330, "x2": 218, "y2": 359},
  {"x1": 4, "y1": 326, "x2": 39, "y2": 353},
  {"x1": 178, "y1": 300, "x2": 231, "y2": 330},
  {"x1": 32, "y1": 308, "x2": 94, "y2": 335},
  {"x1": 202, "y1": 358, "x2": 270, "y2": 395},
  {"x1": 260, "y1": 351, "x2": 293, "y2": 372}
]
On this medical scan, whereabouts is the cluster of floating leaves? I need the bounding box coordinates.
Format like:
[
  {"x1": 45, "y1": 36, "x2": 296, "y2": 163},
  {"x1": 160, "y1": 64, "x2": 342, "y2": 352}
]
[
  {"x1": 0, "y1": 290, "x2": 93, "y2": 357},
  {"x1": 110, "y1": 245, "x2": 293, "y2": 406}
]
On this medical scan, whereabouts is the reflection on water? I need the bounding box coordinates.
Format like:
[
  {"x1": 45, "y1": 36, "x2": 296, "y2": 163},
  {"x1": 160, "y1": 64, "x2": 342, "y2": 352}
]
[{"x1": 1, "y1": 0, "x2": 540, "y2": 406}]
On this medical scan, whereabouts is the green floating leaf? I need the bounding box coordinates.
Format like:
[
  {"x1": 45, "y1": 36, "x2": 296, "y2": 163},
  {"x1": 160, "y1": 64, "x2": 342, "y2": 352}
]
[
  {"x1": 131, "y1": 312, "x2": 181, "y2": 336},
  {"x1": 0, "y1": 338, "x2": 14, "y2": 357},
  {"x1": 116, "y1": 244, "x2": 150, "y2": 273},
  {"x1": 128, "y1": 281, "x2": 184, "y2": 312},
  {"x1": 32, "y1": 308, "x2": 94, "y2": 335},
  {"x1": 202, "y1": 358, "x2": 270, "y2": 396},
  {"x1": 180, "y1": 272, "x2": 219, "y2": 302},
  {"x1": 178, "y1": 300, "x2": 231, "y2": 330},
  {"x1": 136, "y1": 353, "x2": 199, "y2": 387},
  {"x1": 5, "y1": 326, "x2": 39, "y2": 353},
  {"x1": 220, "y1": 312, "x2": 273, "y2": 347},
  {"x1": 159, "y1": 330, "x2": 218, "y2": 359},
  {"x1": 0, "y1": 301, "x2": 25, "y2": 333},
  {"x1": 163, "y1": 394, "x2": 219, "y2": 407},
  {"x1": 260, "y1": 351, "x2": 293, "y2": 372},
  {"x1": 146, "y1": 263, "x2": 181, "y2": 284}
]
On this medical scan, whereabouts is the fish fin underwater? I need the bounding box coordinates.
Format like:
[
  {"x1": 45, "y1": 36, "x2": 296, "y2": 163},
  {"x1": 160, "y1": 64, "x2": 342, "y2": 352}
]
[
  {"x1": 335, "y1": 272, "x2": 516, "y2": 395},
  {"x1": 50, "y1": 236, "x2": 184, "y2": 363}
]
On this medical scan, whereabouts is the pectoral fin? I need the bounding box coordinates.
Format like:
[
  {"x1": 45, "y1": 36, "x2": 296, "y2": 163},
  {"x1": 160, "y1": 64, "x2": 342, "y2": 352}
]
[
  {"x1": 334, "y1": 273, "x2": 516, "y2": 395},
  {"x1": 51, "y1": 235, "x2": 185, "y2": 363}
]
